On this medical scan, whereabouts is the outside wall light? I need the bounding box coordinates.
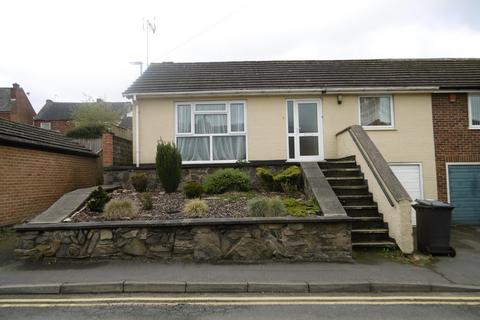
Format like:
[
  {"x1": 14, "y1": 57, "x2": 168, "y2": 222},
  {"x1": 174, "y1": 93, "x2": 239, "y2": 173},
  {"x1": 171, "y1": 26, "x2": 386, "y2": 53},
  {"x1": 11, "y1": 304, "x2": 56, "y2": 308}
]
[{"x1": 337, "y1": 95, "x2": 343, "y2": 105}]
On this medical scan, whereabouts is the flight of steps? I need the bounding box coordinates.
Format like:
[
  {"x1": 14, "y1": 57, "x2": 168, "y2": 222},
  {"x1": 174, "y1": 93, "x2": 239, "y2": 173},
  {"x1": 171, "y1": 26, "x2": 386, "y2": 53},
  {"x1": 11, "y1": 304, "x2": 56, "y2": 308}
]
[{"x1": 318, "y1": 156, "x2": 396, "y2": 250}]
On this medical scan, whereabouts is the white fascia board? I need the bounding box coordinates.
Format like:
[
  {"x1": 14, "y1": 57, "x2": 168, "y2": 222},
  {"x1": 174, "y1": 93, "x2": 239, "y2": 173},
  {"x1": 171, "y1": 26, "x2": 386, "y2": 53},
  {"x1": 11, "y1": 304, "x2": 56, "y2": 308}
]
[{"x1": 124, "y1": 86, "x2": 440, "y2": 98}]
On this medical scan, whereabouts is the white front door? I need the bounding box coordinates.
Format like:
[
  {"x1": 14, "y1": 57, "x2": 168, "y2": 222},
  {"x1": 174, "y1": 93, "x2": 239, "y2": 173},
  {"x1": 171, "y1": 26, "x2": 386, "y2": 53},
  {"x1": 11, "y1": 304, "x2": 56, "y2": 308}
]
[
  {"x1": 389, "y1": 164, "x2": 423, "y2": 225},
  {"x1": 287, "y1": 99, "x2": 324, "y2": 162}
]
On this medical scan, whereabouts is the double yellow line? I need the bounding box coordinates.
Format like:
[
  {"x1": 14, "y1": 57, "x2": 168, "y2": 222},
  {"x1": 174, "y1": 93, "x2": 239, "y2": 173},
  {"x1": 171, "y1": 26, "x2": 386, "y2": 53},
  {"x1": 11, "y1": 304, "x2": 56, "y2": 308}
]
[{"x1": 1, "y1": 295, "x2": 480, "y2": 308}]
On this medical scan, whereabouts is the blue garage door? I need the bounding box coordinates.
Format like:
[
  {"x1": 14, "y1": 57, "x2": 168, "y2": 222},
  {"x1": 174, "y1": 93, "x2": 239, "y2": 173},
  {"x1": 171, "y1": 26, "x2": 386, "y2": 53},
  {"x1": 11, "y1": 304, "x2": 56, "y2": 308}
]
[{"x1": 448, "y1": 165, "x2": 480, "y2": 225}]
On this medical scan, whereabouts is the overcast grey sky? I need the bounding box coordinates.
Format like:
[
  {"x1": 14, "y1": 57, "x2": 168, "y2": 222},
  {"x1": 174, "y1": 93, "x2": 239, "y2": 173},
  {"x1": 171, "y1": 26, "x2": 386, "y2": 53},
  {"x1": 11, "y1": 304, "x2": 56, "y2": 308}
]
[{"x1": 1, "y1": 0, "x2": 479, "y2": 111}]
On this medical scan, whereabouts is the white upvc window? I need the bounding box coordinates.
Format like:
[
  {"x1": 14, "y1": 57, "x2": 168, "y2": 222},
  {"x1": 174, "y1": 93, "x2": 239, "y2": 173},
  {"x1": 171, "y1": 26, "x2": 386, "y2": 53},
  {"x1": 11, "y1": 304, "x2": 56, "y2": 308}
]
[
  {"x1": 40, "y1": 122, "x2": 51, "y2": 130},
  {"x1": 468, "y1": 94, "x2": 480, "y2": 129},
  {"x1": 175, "y1": 101, "x2": 247, "y2": 163},
  {"x1": 358, "y1": 95, "x2": 394, "y2": 129}
]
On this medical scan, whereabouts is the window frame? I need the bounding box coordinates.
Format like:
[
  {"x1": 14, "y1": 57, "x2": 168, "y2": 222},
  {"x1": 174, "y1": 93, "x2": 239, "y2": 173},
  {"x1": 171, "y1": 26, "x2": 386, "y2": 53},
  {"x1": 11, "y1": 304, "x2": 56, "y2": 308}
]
[
  {"x1": 175, "y1": 100, "x2": 248, "y2": 164},
  {"x1": 468, "y1": 93, "x2": 480, "y2": 130},
  {"x1": 358, "y1": 95, "x2": 395, "y2": 130},
  {"x1": 40, "y1": 122, "x2": 51, "y2": 130}
]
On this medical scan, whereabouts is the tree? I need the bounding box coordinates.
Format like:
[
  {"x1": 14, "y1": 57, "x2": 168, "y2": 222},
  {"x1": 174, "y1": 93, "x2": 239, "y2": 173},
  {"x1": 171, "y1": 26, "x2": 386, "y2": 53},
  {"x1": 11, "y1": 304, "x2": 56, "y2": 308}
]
[{"x1": 72, "y1": 100, "x2": 120, "y2": 129}]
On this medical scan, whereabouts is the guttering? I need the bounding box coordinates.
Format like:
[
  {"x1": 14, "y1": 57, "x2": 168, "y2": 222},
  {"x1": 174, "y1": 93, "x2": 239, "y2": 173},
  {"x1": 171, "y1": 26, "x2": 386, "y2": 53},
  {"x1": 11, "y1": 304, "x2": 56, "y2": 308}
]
[
  {"x1": 325, "y1": 86, "x2": 439, "y2": 94},
  {"x1": 123, "y1": 86, "x2": 440, "y2": 98},
  {"x1": 134, "y1": 96, "x2": 140, "y2": 167}
]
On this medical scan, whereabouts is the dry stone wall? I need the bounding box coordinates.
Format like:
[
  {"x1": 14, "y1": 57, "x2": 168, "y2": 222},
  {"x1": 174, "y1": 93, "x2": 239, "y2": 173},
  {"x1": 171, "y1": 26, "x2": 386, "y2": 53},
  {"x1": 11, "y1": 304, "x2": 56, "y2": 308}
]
[{"x1": 16, "y1": 220, "x2": 352, "y2": 262}]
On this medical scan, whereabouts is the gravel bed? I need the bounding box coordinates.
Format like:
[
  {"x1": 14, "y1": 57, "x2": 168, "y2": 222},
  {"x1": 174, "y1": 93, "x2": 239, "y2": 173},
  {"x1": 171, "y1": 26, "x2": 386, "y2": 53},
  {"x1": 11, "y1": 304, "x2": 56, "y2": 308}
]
[{"x1": 71, "y1": 188, "x2": 307, "y2": 222}]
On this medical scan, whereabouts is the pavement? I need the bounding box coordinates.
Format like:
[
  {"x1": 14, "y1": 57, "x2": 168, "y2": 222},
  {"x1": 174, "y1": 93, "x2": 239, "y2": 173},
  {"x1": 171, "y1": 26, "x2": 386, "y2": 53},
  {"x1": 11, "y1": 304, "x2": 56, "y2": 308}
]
[{"x1": 0, "y1": 226, "x2": 479, "y2": 294}]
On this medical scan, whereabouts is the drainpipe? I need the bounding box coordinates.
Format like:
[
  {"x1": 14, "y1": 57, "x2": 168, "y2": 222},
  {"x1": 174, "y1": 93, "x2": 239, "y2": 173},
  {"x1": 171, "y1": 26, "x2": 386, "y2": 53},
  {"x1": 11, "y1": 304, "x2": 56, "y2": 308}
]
[{"x1": 134, "y1": 96, "x2": 140, "y2": 167}]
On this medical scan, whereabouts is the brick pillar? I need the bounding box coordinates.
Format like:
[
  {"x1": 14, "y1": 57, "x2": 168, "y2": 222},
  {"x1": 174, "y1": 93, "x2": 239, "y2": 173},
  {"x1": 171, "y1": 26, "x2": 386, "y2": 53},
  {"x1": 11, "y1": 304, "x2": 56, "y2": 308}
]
[{"x1": 102, "y1": 132, "x2": 114, "y2": 167}]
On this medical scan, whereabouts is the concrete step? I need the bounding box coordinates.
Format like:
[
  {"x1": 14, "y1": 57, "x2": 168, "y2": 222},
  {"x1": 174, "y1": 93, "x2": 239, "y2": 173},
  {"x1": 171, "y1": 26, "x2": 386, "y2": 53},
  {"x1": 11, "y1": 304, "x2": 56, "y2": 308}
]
[
  {"x1": 351, "y1": 216, "x2": 387, "y2": 229},
  {"x1": 326, "y1": 176, "x2": 366, "y2": 186},
  {"x1": 352, "y1": 241, "x2": 397, "y2": 249},
  {"x1": 344, "y1": 205, "x2": 379, "y2": 217},
  {"x1": 318, "y1": 161, "x2": 358, "y2": 169},
  {"x1": 322, "y1": 168, "x2": 362, "y2": 177},
  {"x1": 332, "y1": 185, "x2": 370, "y2": 196},
  {"x1": 352, "y1": 229, "x2": 391, "y2": 242},
  {"x1": 337, "y1": 194, "x2": 375, "y2": 206}
]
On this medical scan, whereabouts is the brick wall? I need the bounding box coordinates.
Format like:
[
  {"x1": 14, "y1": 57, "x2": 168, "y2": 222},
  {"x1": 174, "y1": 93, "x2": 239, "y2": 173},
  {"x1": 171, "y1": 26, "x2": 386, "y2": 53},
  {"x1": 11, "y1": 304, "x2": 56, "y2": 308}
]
[
  {"x1": 432, "y1": 93, "x2": 480, "y2": 201},
  {"x1": 0, "y1": 112, "x2": 10, "y2": 121},
  {"x1": 112, "y1": 135, "x2": 133, "y2": 166},
  {"x1": 0, "y1": 145, "x2": 102, "y2": 226},
  {"x1": 33, "y1": 120, "x2": 75, "y2": 133},
  {"x1": 101, "y1": 133, "x2": 133, "y2": 167}
]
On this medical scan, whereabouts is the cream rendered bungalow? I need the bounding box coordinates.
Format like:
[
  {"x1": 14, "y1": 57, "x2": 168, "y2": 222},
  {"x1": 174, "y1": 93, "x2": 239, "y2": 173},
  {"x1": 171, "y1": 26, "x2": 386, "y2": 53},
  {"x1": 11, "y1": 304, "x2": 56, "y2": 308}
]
[{"x1": 123, "y1": 59, "x2": 480, "y2": 253}]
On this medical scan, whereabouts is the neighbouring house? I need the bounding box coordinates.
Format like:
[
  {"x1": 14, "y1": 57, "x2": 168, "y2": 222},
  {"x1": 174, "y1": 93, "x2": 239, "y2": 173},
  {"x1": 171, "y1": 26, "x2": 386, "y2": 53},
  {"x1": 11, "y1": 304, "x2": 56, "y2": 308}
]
[
  {"x1": 33, "y1": 98, "x2": 132, "y2": 132},
  {"x1": 432, "y1": 93, "x2": 480, "y2": 225},
  {"x1": 0, "y1": 118, "x2": 102, "y2": 226},
  {"x1": 0, "y1": 83, "x2": 36, "y2": 125}
]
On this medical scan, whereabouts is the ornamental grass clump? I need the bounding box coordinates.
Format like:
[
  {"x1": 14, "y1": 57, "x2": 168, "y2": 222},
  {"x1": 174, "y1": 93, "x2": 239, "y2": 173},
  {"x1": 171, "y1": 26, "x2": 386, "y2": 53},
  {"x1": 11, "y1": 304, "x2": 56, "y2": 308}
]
[
  {"x1": 183, "y1": 181, "x2": 204, "y2": 199},
  {"x1": 130, "y1": 172, "x2": 148, "y2": 192},
  {"x1": 86, "y1": 186, "x2": 110, "y2": 212},
  {"x1": 247, "y1": 196, "x2": 286, "y2": 217},
  {"x1": 103, "y1": 199, "x2": 138, "y2": 220},
  {"x1": 156, "y1": 140, "x2": 182, "y2": 193},
  {"x1": 184, "y1": 199, "x2": 209, "y2": 217},
  {"x1": 140, "y1": 192, "x2": 153, "y2": 210},
  {"x1": 203, "y1": 168, "x2": 250, "y2": 194}
]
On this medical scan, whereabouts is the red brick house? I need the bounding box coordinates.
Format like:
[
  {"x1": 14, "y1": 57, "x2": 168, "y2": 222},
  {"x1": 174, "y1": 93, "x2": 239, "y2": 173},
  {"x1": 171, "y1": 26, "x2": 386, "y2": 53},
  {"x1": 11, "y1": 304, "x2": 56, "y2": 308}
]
[
  {"x1": 432, "y1": 92, "x2": 480, "y2": 225},
  {"x1": 33, "y1": 99, "x2": 131, "y2": 133},
  {"x1": 0, "y1": 83, "x2": 36, "y2": 125}
]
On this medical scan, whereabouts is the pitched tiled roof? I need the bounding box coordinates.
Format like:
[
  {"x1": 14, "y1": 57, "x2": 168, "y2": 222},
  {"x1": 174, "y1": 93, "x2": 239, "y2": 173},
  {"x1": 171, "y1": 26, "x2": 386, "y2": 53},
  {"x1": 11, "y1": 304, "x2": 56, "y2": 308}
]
[
  {"x1": 119, "y1": 116, "x2": 132, "y2": 129},
  {"x1": 0, "y1": 118, "x2": 97, "y2": 157},
  {"x1": 0, "y1": 88, "x2": 13, "y2": 112},
  {"x1": 35, "y1": 100, "x2": 132, "y2": 121},
  {"x1": 123, "y1": 58, "x2": 480, "y2": 95}
]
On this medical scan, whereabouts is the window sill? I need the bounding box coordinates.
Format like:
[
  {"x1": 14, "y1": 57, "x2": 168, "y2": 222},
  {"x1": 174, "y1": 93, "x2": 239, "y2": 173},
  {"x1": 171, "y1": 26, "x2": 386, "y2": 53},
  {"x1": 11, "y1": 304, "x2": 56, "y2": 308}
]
[
  {"x1": 468, "y1": 126, "x2": 480, "y2": 130},
  {"x1": 362, "y1": 126, "x2": 397, "y2": 131}
]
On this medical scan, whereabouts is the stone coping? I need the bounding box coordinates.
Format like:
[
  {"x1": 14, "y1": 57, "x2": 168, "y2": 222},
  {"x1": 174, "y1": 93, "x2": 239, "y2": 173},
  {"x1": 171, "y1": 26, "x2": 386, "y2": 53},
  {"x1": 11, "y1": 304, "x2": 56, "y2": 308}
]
[{"x1": 15, "y1": 215, "x2": 352, "y2": 231}]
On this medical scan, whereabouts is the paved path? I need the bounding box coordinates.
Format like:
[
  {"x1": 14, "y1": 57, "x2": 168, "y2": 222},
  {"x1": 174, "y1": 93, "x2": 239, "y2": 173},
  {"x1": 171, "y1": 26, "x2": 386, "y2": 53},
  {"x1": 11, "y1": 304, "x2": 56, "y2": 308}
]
[{"x1": 29, "y1": 184, "x2": 120, "y2": 224}]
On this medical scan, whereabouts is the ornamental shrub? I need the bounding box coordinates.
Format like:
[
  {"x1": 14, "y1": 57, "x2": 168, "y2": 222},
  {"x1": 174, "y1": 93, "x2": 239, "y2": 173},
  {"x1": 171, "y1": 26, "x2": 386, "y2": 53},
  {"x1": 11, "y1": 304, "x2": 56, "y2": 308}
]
[
  {"x1": 256, "y1": 167, "x2": 274, "y2": 191},
  {"x1": 65, "y1": 124, "x2": 106, "y2": 139},
  {"x1": 247, "y1": 196, "x2": 286, "y2": 217},
  {"x1": 273, "y1": 166, "x2": 302, "y2": 192},
  {"x1": 203, "y1": 168, "x2": 250, "y2": 194},
  {"x1": 183, "y1": 181, "x2": 204, "y2": 199},
  {"x1": 140, "y1": 192, "x2": 153, "y2": 210},
  {"x1": 155, "y1": 140, "x2": 182, "y2": 193},
  {"x1": 130, "y1": 172, "x2": 148, "y2": 192},
  {"x1": 282, "y1": 198, "x2": 320, "y2": 217},
  {"x1": 103, "y1": 199, "x2": 138, "y2": 220},
  {"x1": 184, "y1": 199, "x2": 209, "y2": 217},
  {"x1": 86, "y1": 186, "x2": 110, "y2": 212}
]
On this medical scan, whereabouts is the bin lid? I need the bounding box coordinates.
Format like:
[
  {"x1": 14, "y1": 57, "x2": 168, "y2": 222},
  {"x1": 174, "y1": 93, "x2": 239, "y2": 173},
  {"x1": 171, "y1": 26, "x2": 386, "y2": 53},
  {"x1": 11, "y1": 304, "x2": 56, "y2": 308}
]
[{"x1": 413, "y1": 199, "x2": 454, "y2": 209}]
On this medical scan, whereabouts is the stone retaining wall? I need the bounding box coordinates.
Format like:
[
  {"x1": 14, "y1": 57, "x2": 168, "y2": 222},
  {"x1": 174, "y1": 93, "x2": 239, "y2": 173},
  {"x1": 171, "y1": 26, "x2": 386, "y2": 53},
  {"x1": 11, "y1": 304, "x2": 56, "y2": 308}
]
[
  {"x1": 103, "y1": 163, "x2": 293, "y2": 190},
  {"x1": 15, "y1": 218, "x2": 352, "y2": 262}
]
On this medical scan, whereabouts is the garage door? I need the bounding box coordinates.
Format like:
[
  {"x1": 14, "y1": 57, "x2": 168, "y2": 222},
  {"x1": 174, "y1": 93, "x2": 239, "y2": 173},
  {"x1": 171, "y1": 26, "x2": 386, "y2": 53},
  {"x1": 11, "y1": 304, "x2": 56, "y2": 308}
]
[
  {"x1": 448, "y1": 164, "x2": 480, "y2": 225},
  {"x1": 389, "y1": 164, "x2": 423, "y2": 225}
]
